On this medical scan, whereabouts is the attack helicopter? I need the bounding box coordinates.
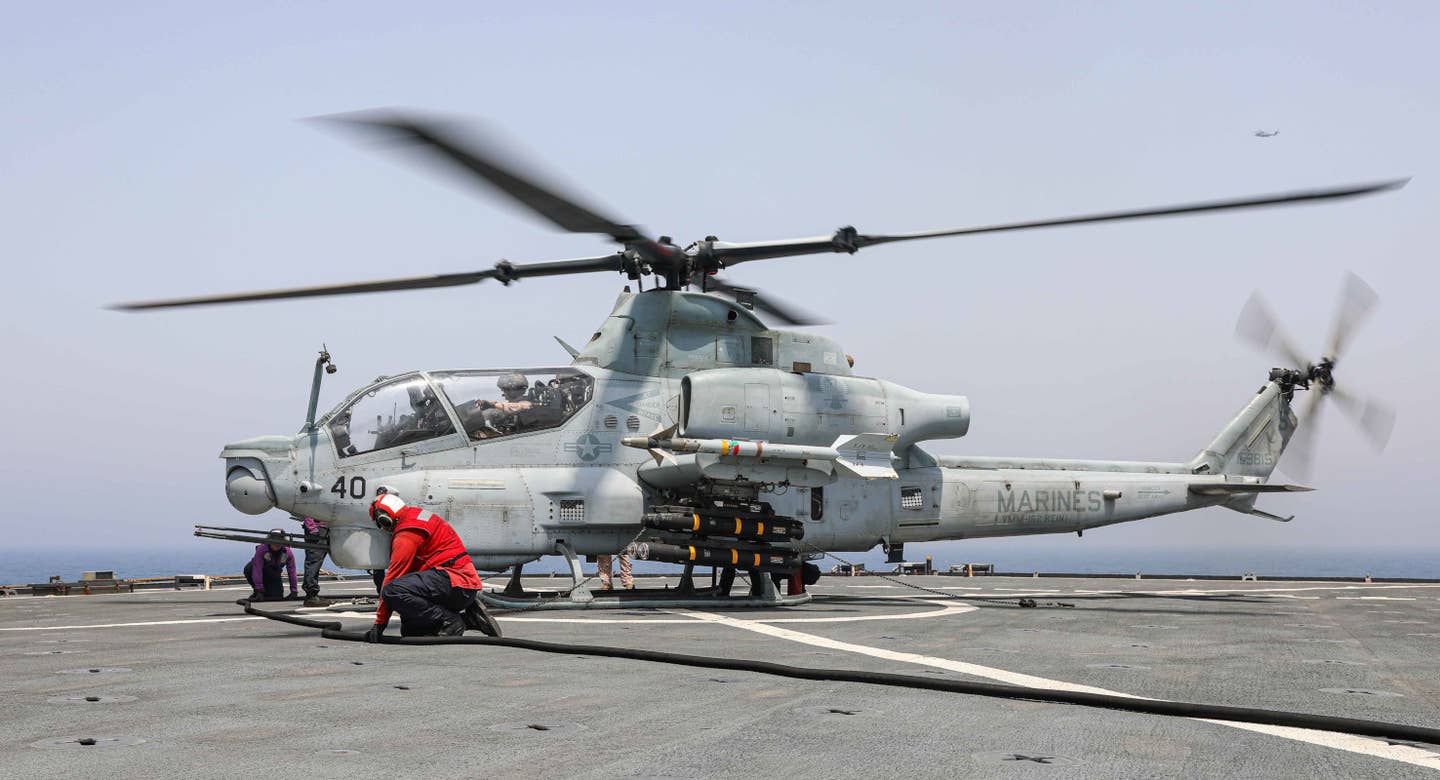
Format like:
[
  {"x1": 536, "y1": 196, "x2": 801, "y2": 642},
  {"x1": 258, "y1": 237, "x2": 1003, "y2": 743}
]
[{"x1": 118, "y1": 111, "x2": 1403, "y2": 607}]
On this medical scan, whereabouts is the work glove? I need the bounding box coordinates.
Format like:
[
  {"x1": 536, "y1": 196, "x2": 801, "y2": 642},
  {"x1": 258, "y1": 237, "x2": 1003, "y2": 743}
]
[{"x1": 363, "y1": 624, "x2": 385, "y2": 643}]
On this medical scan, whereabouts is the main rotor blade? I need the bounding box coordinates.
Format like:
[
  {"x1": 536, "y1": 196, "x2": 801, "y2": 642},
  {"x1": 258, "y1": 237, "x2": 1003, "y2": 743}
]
[
  {"x1": 1325, "y1": 271, "x2": 1379, "y2": 361},
  {"x1": 321, "y1": 111, "x2": 647, "y2": 244},
  {"x1": 709, "y1": 179, "x2": 1408, "y2": 266},
  {"x1": 111, "y1": 254, "x2": 625, "y2": 310},
  {"x1": 1329, "y1": 385, "x2": 1396, "y2": 451},
  {"x1": 1235, "y1": 292, "x2": 1309, "y2": 369},
  {"x1": 704, "y1": 276, "x2": 827, "y2": 326},
  {"x1": 857, "y1": 179, "x2": 1409, "y2": 246}
]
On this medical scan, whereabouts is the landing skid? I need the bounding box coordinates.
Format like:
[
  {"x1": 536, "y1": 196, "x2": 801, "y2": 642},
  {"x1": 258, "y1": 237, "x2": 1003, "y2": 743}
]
[{"x1": 481, "y1": 554, "x2": 811, "y2": 611}]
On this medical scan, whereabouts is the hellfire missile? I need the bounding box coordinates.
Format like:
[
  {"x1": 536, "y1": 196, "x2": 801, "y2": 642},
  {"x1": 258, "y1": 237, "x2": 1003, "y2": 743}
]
[
  {"x1": 620, "y1": 432, "x2": 898, "y2": 479},
  {"x1": 643, "y1": 511, "x2": 805, "y2": 541},
  {"x1": 633, "y1": 541, "x2": 800, "y2": 572}
]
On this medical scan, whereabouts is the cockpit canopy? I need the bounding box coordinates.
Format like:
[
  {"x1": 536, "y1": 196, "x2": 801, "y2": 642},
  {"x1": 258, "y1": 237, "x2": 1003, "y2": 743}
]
[{"x1": 325, "y1": 369, "x2": 593, "y2": 458}]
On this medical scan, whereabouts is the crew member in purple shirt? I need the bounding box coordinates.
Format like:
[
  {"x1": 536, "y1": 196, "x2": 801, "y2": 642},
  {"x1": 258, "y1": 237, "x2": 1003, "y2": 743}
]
[
  {"x1": 297, "y1": 515, "x2": 334, "y2": 607},
  {"x1": 244, "y1": 529, "x2": 298, "y2": 602}
]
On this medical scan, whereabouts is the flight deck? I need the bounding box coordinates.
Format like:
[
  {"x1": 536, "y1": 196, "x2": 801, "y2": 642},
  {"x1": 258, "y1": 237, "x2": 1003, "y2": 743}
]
[{"x1": 3, "y1": 574, "x2": 1439, "y2": 778}]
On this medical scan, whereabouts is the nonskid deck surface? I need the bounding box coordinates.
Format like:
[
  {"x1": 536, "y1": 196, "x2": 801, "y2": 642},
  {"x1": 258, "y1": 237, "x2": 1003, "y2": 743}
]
[{"x1": 3, "y1": 575, "x2": 1439, "y2": 778}]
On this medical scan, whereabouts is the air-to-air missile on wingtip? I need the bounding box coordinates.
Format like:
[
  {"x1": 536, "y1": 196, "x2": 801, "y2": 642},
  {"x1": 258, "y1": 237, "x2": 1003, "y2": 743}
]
[{"x1": 117, "y1": 110, "x2": 1404, "y2": 608}]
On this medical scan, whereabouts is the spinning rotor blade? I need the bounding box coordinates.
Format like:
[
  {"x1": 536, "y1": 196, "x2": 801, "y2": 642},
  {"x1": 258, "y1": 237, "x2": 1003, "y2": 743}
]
[
  {"x1": 1235, "y1": 292, "x2": 1309, "y2": 369},
  {"x1": 704, "y1": 276, "x2": 827, "y2": 326},
  {"x1": 710, "y1": 180, "x2": 1409, "y2": 267},
  {"x1": 321, "y1": 111, "x2": 647, "y2": 244},
  {"x1": 1326, "y1": 271, "x2": 1379, "y2": 361},
  {"x1": 112, "y1": 254, "x2": 624, "y2": 310},
  {"x1": 1329, "y1": 385, "x2": 1396, "y2": 451},
  {"x1": 1282, "y1": 387, "x2": 1325, "y2": 482}
]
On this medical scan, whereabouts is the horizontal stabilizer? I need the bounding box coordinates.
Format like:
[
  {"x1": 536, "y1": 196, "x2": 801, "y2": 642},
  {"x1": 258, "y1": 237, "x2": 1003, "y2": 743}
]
[
  {"x1": 1223, "y1": 505, "x2": 1294, "y2": 522},
  {"x1": 1188, "y1": 483, "x2": 1313, "y2": 496}
]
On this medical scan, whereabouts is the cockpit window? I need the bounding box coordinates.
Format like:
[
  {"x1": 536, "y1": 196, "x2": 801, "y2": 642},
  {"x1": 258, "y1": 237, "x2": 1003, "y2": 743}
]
[
  {"x1": 329, "y1": 376, "x2": 456, "y2": 457},
  {"x1": 432, "y1": 369, "x2": 593, "y2": 441}
]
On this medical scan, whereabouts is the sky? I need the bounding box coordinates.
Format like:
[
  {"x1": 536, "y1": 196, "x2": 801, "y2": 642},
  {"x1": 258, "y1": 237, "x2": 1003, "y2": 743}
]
[{"x1": 2, "y1": 2, "x2": 1437, "y2": 556}]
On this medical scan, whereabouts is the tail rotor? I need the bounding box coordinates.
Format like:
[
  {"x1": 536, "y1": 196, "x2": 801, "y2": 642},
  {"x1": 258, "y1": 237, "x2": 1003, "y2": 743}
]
[{"x1": 1235, "y1": 272, "x2": 1395, "y2": 480}]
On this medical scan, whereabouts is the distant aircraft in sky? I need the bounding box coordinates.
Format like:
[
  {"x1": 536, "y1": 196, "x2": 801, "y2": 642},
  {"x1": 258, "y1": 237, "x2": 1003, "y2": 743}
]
[{"x1": 1254, "y1": 129, "x2": 1279, "y2": 138}]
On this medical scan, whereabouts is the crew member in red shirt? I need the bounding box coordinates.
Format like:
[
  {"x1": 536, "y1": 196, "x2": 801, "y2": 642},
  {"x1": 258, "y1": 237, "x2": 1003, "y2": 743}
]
[{"x1": 363, "y1": 490, "x2": 502, "y2": 642}]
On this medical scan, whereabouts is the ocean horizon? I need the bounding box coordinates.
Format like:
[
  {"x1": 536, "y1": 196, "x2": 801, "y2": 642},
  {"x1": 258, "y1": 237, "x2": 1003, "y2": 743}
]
[{"x1": 3, "y1": 541, "x2": 1434, "y2": 586}]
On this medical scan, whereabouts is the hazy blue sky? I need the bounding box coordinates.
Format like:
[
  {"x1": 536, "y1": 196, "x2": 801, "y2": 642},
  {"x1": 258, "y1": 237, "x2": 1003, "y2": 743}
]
[{"x1": 3, "y1": 2, "x2": 1436, "y2": 555}]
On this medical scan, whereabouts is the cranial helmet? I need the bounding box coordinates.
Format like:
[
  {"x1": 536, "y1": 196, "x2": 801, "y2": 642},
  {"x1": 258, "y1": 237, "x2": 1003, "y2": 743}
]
[
  {"x1": 496, "y1": 373, "x2": 528, "y2": 400},
  {"x1": 266, "y1": 528, "x2": 287, "y2": 547},
  {"x1": 370, "y1": 492, "x2": 407, "y2": 531}
]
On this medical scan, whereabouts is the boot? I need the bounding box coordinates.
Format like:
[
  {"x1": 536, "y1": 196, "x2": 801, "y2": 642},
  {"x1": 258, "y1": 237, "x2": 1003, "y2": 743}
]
[
  {"x1": 438, "y1": 618, "x2": 466, "y2": 637},
  {"x1": 463, "y1": 601, "x2": 503, "y2": 637},
  {"x1": 303, "y1": 594, "x2": 334, "y2": 608}
]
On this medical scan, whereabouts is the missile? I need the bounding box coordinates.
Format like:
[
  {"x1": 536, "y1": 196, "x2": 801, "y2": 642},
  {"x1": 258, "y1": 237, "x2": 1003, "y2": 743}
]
[
  {"x1": 620, "y1": 432, "x2": 899, "y2": 479},
  {"x1": 643, "y1": 511, "x2": 805, "y2": 541},
  {"x1": 633, "y1": 541, "x2": 800, "y2": 572}
]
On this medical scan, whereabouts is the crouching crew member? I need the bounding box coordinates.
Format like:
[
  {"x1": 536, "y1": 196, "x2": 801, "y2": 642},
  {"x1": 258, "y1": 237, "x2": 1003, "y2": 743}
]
[
  {"x1": 244, "y1": 529, "x2": 298, "y2": 602},
  {"x1": 364, "y1": 491, "x2": 502, "y2": 642}
]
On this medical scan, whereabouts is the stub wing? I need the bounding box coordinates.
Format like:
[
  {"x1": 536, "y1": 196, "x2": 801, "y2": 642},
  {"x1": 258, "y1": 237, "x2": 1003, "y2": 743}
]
[{"x1": 831, "y1": 433, "x2": 900, "y2": 480}]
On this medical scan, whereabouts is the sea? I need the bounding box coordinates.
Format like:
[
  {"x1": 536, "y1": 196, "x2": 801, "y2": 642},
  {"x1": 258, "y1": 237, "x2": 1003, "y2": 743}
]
[{"x1": 2, "y1": 541, "x2": 1434, "y2": 586}]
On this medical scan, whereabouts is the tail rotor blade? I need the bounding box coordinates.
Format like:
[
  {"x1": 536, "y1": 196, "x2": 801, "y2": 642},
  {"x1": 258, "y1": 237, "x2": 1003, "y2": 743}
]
[
  {"x1": 1236, "y1": 292, "x2": 1309, "y2": 369},
  {"x1": 1326, "y1": 271, "x2": 1379, "y2": 361},
  {"x1": 1329, "y1": 385, "x2": 1396, "y2": 451},
  {"x1": 1281, "y1": 389, "x2": 1325, "y2": 482}
]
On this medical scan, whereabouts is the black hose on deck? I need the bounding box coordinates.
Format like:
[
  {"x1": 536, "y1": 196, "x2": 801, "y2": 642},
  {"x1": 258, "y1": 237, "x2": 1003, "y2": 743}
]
[{"x1": 245, "y1": 605, "x2": 1440, "y2": 747}]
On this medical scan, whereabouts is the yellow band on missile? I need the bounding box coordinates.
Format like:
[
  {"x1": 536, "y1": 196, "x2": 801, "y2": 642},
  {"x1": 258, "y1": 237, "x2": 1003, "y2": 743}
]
[
  {"x1": 730, "y1": 549, "x2": 739, "y2": 565},
  {"x1": 693, "y1": 513, "x2": 701, "y2": 531},
  {"x1": 756, "y1": 521, "x2": 764, "y2": 536},
  {"x1": 735, "y1": 517, "x2": 742, "y2": 535},
  {"x1": 688, "y1": 546, "x2": 697, "y2": 561}
]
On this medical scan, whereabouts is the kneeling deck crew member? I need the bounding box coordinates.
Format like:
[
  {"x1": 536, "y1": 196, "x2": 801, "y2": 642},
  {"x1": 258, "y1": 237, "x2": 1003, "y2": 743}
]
[
  {"x1": 244, "y1": 529, "x2": 298, "y2": 602},
  {"x1": 364, "y1": 491, "x2": 502, "y2": 641}
]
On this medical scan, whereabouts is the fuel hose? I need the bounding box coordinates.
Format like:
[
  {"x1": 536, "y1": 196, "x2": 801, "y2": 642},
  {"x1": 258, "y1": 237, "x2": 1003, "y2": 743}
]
[{"x1": 245, "y1": 604, "x2": 1440, "y2": 747}]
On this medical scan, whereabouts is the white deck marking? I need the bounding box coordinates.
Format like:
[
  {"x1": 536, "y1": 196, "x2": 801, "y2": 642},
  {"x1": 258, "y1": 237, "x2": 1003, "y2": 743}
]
[
  {"x1": 0, "y1": 617, "x2": 261, "y2": 631},
  {"x1": 755, "y1": 602, "x2": 975, "y2": 624},
  {"x1": 686, "y1": 609, "x2": 1440, "y2": 771}
]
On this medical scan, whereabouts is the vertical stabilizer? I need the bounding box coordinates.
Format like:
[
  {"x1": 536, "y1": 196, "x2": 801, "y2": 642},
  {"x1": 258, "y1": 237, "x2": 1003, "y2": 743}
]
[{"x1": 1189, "y1": 382, "x2": 1297, "y2": 482}]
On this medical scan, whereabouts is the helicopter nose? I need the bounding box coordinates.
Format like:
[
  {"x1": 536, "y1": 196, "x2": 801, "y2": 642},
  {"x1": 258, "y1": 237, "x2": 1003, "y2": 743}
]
[
  {"x1": 226, "y1": 466, "x2": 275, "y2": 514},
  {"x1": 221, "y1": 435, "x2": 296, "y2": 515}
]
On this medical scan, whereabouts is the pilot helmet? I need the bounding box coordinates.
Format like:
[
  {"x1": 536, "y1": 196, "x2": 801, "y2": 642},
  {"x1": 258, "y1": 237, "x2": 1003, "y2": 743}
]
[
  {"x1": 370, "y1": 492, "x2": 407, "y2": 532},
  {"x1": 496, "y1": 373, "x2": 529, "y2": 401}
]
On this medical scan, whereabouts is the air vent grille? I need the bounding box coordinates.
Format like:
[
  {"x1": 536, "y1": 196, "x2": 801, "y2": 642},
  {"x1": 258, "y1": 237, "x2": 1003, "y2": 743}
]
[{"x1": 557, "y1": 499, "x2": 585, "y2": 523}]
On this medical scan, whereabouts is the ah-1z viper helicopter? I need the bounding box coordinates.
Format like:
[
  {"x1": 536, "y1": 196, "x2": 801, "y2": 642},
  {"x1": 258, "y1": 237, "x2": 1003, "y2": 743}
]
[{"x1": 119, "y1": 111, "x2": 1402, "y2": 607}]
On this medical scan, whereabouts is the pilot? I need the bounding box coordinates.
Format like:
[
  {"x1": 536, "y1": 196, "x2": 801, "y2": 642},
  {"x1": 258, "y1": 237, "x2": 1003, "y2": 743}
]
[
  {"x1": 472, "y1": 373, "x2": 536, "y2": 435},
  {"x1": 364, "y1": 490, "x2": 502, "y2": 641},
  {"x1": 244, "y1": 529, "x2": 298, "y2": 602}
]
